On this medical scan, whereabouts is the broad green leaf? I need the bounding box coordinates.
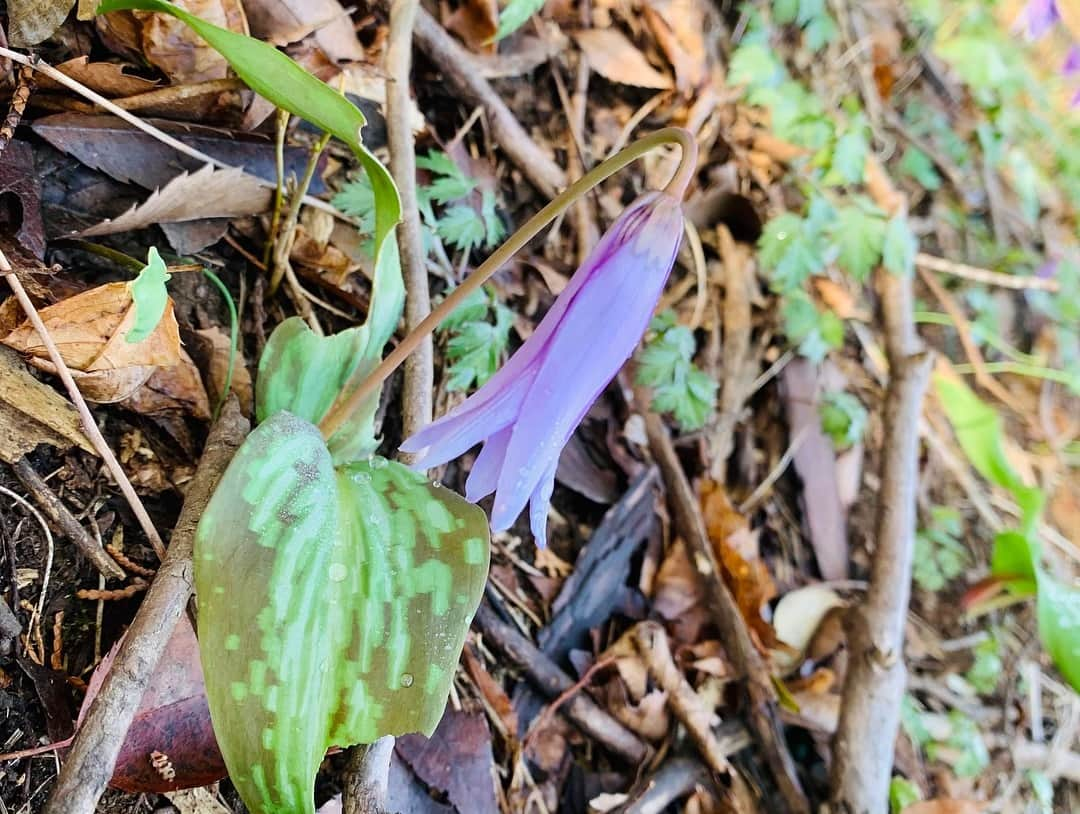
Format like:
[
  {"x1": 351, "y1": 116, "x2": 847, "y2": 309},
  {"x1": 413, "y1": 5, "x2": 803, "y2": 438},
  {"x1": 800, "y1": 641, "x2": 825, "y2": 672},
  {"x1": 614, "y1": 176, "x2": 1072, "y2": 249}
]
[
  {"x1": 888, "y1": 777, "x2": 921, "y2": 814},
  {"x1": 195, "y1": 412, "x2": 490, "y2": 814},
  {"x1": 256, "y1": 317, "x2": 380, "y2": 464},
  {"x1": 828, "y1": 204, "x2": 886, "y2": 282},
  {"x1": 758, "y1": 212, "x2": 825, "y2": 291},
  {"x1": 96, "y1": 0, "x2": 403, "y2": 350},
  {"x1": 495, "y1": 0, "x2": 546, "y2": 40},
  {"x1": 126, "y1": 247, "x2": 170, "y2": 344},
  {"x1": 1037, "y1": 568, "x2": 1080, "y2": 693},
  {"x1": 899, "y1": 146, "x2": 942, "y2": 190},
  {"x1": 825, "y1": 125, "x2": 868, "y2": 185}
]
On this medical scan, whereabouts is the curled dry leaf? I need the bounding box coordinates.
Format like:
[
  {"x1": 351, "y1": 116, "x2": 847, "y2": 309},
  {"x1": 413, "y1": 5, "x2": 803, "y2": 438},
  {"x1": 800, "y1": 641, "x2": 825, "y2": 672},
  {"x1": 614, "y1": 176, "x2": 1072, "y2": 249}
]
[
  {"x1": 121, "y1": 348, "x2": 211, "y2": 419},
  {"x1": 96, "y1": 0, "x2": 250, "y2": 83},
  {"x1": 194, "y1": 327, "x2": 252, "y2": 416},
  {"x1": 444, "y1": 0, "x2": 499, "y2": 54},
  {"x1": 0, "y1": 345, "x2": 94, "y2": 464},
  {"x1": 36, "y1": 57, "x2": 161, "y2": 96},
  {"x1": 6, "y1": 0, "x2": 76, "y2": 46},
  {"x1": 2, "y1": 281, "x2": 182, "y2": 403},
  {"x1": 571, "y1": 29, "x2": 673, "y2": 90},
  {"x1": 244, "y1": 0, "x2": 365, "y2": 62},
  {"x1": 79, "y1": 165, "x2": 272, "y2": 239},
  {"x1": 643, "y1": 0, "x2": 708, "y2": 94}
]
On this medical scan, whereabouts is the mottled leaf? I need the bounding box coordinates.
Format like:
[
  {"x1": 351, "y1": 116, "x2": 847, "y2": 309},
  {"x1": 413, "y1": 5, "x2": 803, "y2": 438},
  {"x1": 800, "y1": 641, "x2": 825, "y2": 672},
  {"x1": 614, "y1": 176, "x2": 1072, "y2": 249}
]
[
  {"x1": 195, "y1": 412, "x2": 490, "y2": 814},
  {"x1": 126, "y1": 248, "x2": 171, "y2": 344}
]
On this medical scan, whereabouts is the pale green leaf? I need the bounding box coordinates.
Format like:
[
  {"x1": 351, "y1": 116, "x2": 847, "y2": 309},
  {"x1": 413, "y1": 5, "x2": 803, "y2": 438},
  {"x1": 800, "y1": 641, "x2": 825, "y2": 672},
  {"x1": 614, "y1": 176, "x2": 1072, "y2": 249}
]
[
  {"x1": 1037, "y1": 569, "x2": 1080, "y2": 694},
  {"x1": 125, "y1": 247, "x2": 170, "y2": 344},
  {"x1": 882, "y1": 214, "x2": 917, "y2": 276},
  {"x1": 195, "y1": 413, "x2": 490, "y2": 814},
  {"x1": 828, "y1": 204, "x2": 886, "y2": 282},
  {"x1": 496, "y1": 0, "x2": 546, "y2": 40}
]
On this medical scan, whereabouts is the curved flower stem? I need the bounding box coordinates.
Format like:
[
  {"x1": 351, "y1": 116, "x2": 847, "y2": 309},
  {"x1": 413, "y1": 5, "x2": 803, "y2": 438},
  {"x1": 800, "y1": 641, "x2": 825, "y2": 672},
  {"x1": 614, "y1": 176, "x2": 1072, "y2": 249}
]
[{"x1": 318, "y1": 127, "x2": 698, "y2": 439}]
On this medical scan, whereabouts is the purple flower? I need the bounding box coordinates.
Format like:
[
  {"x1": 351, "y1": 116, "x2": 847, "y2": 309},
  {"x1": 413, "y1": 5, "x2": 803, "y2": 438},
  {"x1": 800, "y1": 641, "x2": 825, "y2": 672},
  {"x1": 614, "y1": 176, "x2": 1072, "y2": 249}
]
[
  {"x1": 1019, "y1": 0, "x2": 1060, "y2": 39},
  {"x1": 401, "y1": 191, "x2": 684, "y2": 547},
  {"x1": 1065, "y1": 45, "x2": 1080, "y2": 75}
]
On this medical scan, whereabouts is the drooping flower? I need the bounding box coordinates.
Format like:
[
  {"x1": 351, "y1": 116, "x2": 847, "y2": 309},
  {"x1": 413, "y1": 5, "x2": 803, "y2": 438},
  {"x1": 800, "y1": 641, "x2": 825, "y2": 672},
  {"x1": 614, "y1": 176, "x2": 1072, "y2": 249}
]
[
  {"x1": 1064, "y1": 45, "x2": 1080, "y2": 75},
  {"x1": 400, "y1": 191, "x2": 684, "y2": 547},
  {"x1": 1019, "y1": 0, "x2": 1060, "y2": 39}
]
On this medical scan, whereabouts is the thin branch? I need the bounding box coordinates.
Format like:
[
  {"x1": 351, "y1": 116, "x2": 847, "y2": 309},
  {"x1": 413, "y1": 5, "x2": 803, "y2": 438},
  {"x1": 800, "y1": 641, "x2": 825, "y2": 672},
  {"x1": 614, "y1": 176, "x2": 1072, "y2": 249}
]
[
  {"x1": 42, "y1": 400, "x2": 249, "y2": 814},
  {"x1": 829, "y1": 266, "x2": 933, "y2": 813},
  {"x1": 916, "y1": 252, "x2": 1058, "y2": 293},
  {"x1": 1, "y1": 255, "x2": 166, "y2": 560}
]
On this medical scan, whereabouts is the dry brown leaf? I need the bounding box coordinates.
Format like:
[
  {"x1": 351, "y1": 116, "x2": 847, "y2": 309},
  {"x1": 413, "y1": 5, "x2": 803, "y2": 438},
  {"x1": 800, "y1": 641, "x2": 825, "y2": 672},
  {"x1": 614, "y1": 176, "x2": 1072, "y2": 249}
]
[
  {"x1": 643, "y1": 0, "x2": 707, "y2": 94},
  {"x1": 3, "y1": 283, "x2": 182, "y2": 403},
  {"x1": 652, "y1": 538, "x2": 711, "y2": 644},
  {"x1": 445, "y1": 0, "x2": 499, "y2": 54},
  {"x1": 37, "y1": 57, "x2": 161, "y2": 97},
  {"x1": 0, "y1": 346, "x2": 94, "y2": 463},
  {"x1": 813, "y1": 277, "x2": 868, "y2": 321},
  {"x1": 79, "y1": 165, "x2": 271, "y2": 237},
  {"x1": 243, "y1": 0, "x2": 365, "y2": 62},
  {"x1": 164, "y1": 786, "x2": 231, "y2": 814},
  {"x1": 194, "y1": 327, "x2": 252, "y2": 417},
  {"x1": 772, "y1": 585, "x2": 845, "y2": 669},
  {"x1": 121, "y1": 349, "x2": 211, "y2": 419},
  {"x1": 902, "y1": 802, "x2": 983, "y2": 814},
  {"x1": 572, "y1": 29, "x2": 673, "y2": 90},
  {"x1": 96, "y1": 0, "x2": 249, "y2": 83},
  {"x1": 461, "y1": 645, "x2": 518, "y2": 742},
  {"x1": 7, "y1": 0, "x2": 75, "y2": 46}
]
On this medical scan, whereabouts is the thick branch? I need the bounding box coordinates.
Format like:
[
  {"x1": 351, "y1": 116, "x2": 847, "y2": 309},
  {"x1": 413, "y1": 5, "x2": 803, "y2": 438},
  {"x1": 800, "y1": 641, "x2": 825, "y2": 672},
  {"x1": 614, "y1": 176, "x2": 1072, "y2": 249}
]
[
  {"x1": 43, "y1": 400, "x2": 249, "y2": 814},
  {"x1": 828, "y1": 266, "x2": 933, "y2": 814}
]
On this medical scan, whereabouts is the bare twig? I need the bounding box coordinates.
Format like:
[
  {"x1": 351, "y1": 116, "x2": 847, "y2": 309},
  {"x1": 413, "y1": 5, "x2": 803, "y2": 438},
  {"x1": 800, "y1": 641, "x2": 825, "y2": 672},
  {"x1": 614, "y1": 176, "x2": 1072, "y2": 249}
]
[
  {"x1": 11, "y1": 458, "x2": 124, "y2": 580},
  {"x1": 1, "y1": 254, "x2": 166, "y2": 560},
  {"x1": 915, "y1": 252, "x2": 1058, "y2": 293},
  {"x1": 268, "y1": 131, "x2": 331, "y2": 295},
  {"x1": 0, "y1": 484, "x2": 52, "y2": 662},
  {"x1": 473, "y1": 602, "x2": 651, "y2": 765},
  {"x1": 43, "y1": 400, "x2": 248, "y2": 814},
  {"x1": 828, "y1": 263, "x2": 933, "y2": 813},
  {"x1": 0, "y1": 47, "x2": 351, "y2": 225},
  {"x1": 388, "y1": 0, "x2": 433, "y2": 446},
  {"x1": 633, "y1": 622, "x2": 734, "y2": 778},
  {"x1": 408, "y1": 7, "x2": 567, "y2": 198},
  {"x1": 342, "y1": 737, "x2": 395, "y2": 814},
  {"x1": 640, "y1": 406, "x2": 810, "y2": 814},
  {"x1": 624, "y1": 758, "x2": 711, "y2": 814}
]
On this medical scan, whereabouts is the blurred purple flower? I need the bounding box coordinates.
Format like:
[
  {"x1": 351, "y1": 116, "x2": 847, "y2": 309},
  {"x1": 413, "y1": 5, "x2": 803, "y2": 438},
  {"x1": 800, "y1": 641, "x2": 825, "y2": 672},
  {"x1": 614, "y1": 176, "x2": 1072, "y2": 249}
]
[
  {"x1": 1020, "y1": 0, "x2": 1060, "y2": 39},
  {"x1": 401, "y1": 191, "x2": 684, "y2": 547},
  {"x1": 1065, "y1": 45, "x2": 1080, "y2": 75}
]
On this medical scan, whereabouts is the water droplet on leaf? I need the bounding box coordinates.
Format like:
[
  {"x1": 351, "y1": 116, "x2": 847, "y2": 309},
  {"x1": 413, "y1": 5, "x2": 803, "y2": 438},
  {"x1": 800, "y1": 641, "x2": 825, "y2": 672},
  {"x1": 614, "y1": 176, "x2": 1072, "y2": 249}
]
[{"x1": 400, "y1": 673, "x2": 414, "y2": 688}]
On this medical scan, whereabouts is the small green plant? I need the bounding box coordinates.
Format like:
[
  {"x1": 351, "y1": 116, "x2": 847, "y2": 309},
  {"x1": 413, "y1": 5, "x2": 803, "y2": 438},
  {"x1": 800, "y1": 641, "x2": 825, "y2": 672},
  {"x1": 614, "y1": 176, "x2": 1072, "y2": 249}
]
[
  {"x1": 636, "y1": 311, "x2": 717, "y2": 431},
  {"x1": 819, "y1": 390, "x2": 867, "y2": 450},
  {"x1": 439, "y1": 287, "x2": 514, "y2": 391},
  {"x1": 902, "y1": 696, "x2": 989, "y2": 779},
  {"x1": 888, "y1": 776, "x2": 921, "y2": 814},
  {"x1": 913, "y1": 506, "x2": 967, "y2": 592},
  {"x1": 965, "y1": 635, "x2": 1003, "y2": 695}
]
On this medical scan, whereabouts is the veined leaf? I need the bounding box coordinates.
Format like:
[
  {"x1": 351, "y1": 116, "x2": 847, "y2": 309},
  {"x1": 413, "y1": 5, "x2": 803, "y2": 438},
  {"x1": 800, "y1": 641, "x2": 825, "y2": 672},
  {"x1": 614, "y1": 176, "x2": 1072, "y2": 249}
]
[
  {"x1": 95, "y1": 0, "x2": 403, "y2": 350},
  {"x1": 126, "y1": 247, "x2": 171, "y2": 344},
  {"x1": 256, "y1": 317, "x2": 379, "y2": 464},
  {"x1": 195, "y1": 412, "x2": 490, "y2": 814}
]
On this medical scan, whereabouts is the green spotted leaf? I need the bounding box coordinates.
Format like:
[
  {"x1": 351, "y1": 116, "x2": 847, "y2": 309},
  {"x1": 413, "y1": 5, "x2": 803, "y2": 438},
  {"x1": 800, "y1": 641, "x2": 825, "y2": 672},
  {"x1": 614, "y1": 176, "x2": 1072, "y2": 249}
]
[
  {"x1": 126, "y1": 247, "x2": 170, "y2": 344},
  {"x1": 96, "y1": 0, "x2": 403, "y2": 351},
  {"x1": 256, "y1": 317, "x2": 380, "y2": 464},
  {"x1": 195, "y1": 411, "x2": 490, "y2": 814}
]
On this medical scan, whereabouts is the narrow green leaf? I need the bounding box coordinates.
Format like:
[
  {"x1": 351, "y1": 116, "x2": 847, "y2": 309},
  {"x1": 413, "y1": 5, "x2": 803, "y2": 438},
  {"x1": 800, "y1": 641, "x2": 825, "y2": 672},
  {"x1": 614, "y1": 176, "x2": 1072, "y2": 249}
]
[
  {"x1": 495, "y1": 0, "x2": 546, "y2": 40},
  {"x1": 96, "y1": 0, "x2": 403, "y2": 349},
  {"x1": 195, "y1": 413, "x2": 490, "y2": 814},
  {"x1": 125, "y1": 247, "x2": 170, "y2": 344},
  {"x1": 1037, "y1": 569, "x2": 1080, "y2": 693},
  {"x1": 256, "y1": 317, "x2": 380, "y2": 464}
]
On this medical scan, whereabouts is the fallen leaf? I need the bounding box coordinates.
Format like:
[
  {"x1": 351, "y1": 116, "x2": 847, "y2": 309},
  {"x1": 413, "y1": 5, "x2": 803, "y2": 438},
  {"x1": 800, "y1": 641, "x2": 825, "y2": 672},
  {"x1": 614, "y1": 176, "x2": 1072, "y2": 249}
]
[
  {"x1": 32, "y1": 114, "x2": 329, "y2": 194},
  {"x1": 445, "y1": 0, "x2": 499, "y2": 53},
  {"x1": 121, "y1": 348, "x2": 212, "y2": 419},
  {"x1": 244, "y1": 0, "x2": 365, "y2": 61},
  {"x1": 462, "y1": 644, "x2": 518, "y2": 743},
  {"x1": 7, "y1": 0, "x2": 75, "y2": 46},
  {"x1": 396, "y1": 709, "x2": 499, "y2": 814},
  {"x1": 96, "y1": 0, "x2": 250, "y2": 83},
  {"x1": 37, "y1": 57, "x2": 161, "y2": 96},
  {"x1": 780, "y1": 358, "x2": 849, "y2": 581},
  {"x1": 17, "y1": 657, "x2": 74, "y2": 744},
  {"x1": 772, "y1": 585, "x2": 845, "y2": 667},
  {"x1": 0, "y1": 346, "x2": 94, "y2": 464},
  {"x1": 194, "y1": 327, "x2": 252, "y2": 416},
  {"x1": 79, "y1": 165, "x2": 271, "y2": 238},
  {"x1": 0, "y1": 141, "x2": 48, "y2": 260},
  {"x1": 3, "y1": 281, "x2": 182, "y2": 403},
  {"x1": 652, "y1": 538, "x2": 711, "y2": 644},
  {"x1": 572, "y1": 29, "x2": 673, "y2": 90},
  {"x1": 164, "y1": 786, "x2": 231, "y2": 814},
  {"x1": 902, "y1": 802, "x2": 983, "y2": 814},
  {"x1": 643, "y1": 0, "x2": 707, "y2": 93}
]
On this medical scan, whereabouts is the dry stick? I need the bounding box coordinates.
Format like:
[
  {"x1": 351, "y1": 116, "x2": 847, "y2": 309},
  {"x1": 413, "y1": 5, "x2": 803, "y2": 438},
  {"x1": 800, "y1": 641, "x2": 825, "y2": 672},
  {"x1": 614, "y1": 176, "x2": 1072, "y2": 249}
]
[
  {"x1": 108, "y1": 77, "x2": 246, "y2": 111},
  {"x1": 0, "y1": 64, "x2": 32, "y2": 156},
  {"x1": 389, "y1": 0, "x2": 433, "y2": 447},
  {"x1": 268, "y1": 131, "x2": 332, "y2": 295},
  {"x1": 624, "y1": 758, "x2": 711, "y2": 814},
  {"x1": 640, "y1": 406, "x2": 810, "y2": 814},
  {"x1": 342, "y1": 737, "x2": 396, "y2": 814},
  {"x1": 1, "y1": 255, "x2": 166, "y2": 560},
  {"x1": 828, "y1": 269, "x2": 933, "y2": 814},
  {"x1": 915, "y1": 252, "x2": 1059, "y2": 293},
  {"x1": 632, "y1": 622, "x2": 735, "y2": 780},
  {"x1": 11, "y1": 458, "x2": 124, "y2": 580},
  {"x1": 42, "y1": 400, "x2": 248, "y2": 814},
  {"x1": 473, "y1": 603, "x2": 651, "y2": 765},
  {"x1": 0, "y1": 47, "x2": 350, "y2": 225},
  {"x1": 408, "y1": 6, "x2": 567, "y2": 199}
]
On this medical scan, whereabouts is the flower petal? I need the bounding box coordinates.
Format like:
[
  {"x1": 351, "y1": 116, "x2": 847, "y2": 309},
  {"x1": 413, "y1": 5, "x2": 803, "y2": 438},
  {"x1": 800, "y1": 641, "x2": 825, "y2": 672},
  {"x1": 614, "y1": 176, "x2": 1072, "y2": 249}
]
[
  {"x1": 465, "y1": 426, "x2": 512, "y2": 502},
  {"x1": 528, "y1": 458, "x2": 559, "y2": 549}
]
